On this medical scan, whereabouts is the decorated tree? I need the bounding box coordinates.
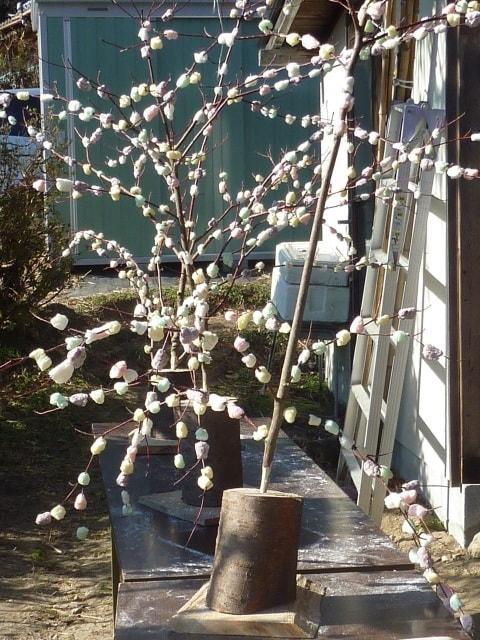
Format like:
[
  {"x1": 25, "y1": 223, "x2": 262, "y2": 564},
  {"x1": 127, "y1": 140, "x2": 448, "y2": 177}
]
[{"x1": 3, "y1": 0, "x2": 479, "y2": 632}]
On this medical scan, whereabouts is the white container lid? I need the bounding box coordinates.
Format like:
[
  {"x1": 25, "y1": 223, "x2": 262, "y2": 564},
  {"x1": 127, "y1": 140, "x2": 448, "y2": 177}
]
[
  {"x1": 275, "y1": 241, "x2": 349, "y2": 286},
  {"x1": 277, "y1": 241, "x2": 339, "y2": 265}
]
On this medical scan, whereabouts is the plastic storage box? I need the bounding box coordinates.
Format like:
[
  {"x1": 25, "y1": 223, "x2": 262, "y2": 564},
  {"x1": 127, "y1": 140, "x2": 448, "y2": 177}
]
[{"x1": 271, "y1": 242, "x2": 350, "y2": 323}]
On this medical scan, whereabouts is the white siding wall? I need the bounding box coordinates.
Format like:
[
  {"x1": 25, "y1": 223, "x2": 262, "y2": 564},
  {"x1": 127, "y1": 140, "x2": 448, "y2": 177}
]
[
  {"x1": 319, "y1": 16, "x2": 350, "y2": 259},
  {"x1": 393, "y1": 0, "x2": 469, "y2": 545},
  {"x1": 319, "y1": 16, "x2": 352, "y2": 411}
]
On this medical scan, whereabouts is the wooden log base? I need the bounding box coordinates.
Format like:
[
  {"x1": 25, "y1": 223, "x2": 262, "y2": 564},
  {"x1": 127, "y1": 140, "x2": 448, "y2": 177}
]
[
  {"x1": 206, "y1": 488, "x2": 303, "y2": 614},
  {"x1": 136, "y1": 437, "x2": 178, "y2": 455},
  {"x1": 138, "y1": 490, "x2": 220, "y2": 526},
  {"x1": 170, "y1": 576, "x2": 324, "y2": 639},
  {"x1": 177, "y1": 405, "x2": 243, "y2": 508}
]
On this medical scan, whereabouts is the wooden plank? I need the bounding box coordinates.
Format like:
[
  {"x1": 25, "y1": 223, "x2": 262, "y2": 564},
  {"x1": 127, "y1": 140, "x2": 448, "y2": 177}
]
[
  {"x1": 170, "y1": 577, "x2": 323, "y2": 638},
  {"x1": 351, "y1": 384, "x2": 386, "y2": 422},
  {"x1": 315, "y1": 571, "x2": 466, "y2": 640},
  {"x1": 263, "y1": 0, "x2": 364, "y2": 61},
  {"x1": 356, "y1": 413, "x2": 368, "y2": 465},
  {"x1": 375, "y1": 0, "x2": 396, "y2": 160},
  {"x1": 289, "y1": 0, "x2": 341, "y2": 40},
  {"x1": 356, "y1": 157, "x2": 411, "y2": 511},
  {"x1": 393, "y1": 0, "x2": 419, "y2": 103},
  {"x1": 369, "y1": 145, "x2": 439, "y2": 522},
  {"x1": 114, "y1": 573, "x2": 469, "y2": 640},
  {"x1": 264, "y1": 0, "x2": 303, "y2": 51},
  {"x1": 362, "y1": 319, "x2": 379, "y2": 340},
  {"x1": 0, "y1": 8, "x2": 31, "y2": 31},
  {"x1": 339, "y1": 104, "x2": 406, "y2": 482},
  {"x1": 370, "y1": 248, "x2": 409, "y2": 270},
  {"x1": 446, "y1": 25, "x2": 480, "y2": 484},
  {"x1": 93, "y1": 424, "x2": 214, "y2": 581},
  {"x1": 340, "y1": 446, "x2": 362, "y2": 491},
  {"x1": 111, "y1": 533, "x2": 120, "y2": 621},
  {"x1": 340, "y1": 103, "x2": 440, "y2": 521},
  {"x1": 356, "y1": 120, "x2": 427, "y2": 514},
  {"x1": 368, "y1": 105, "x2": 405, "y2": 252},
  {"x1": 445, "y1": 26, "x2": 461, "y2": 487},
  {"x1": 136, "y1": 438, "x2": 178, "y2": 454},
  {"x1": 259, "y1": 47, "x2": 312, "y2": 67},
  {"x1": 336, "y1": 380, "x2": 362, "y2": 480},
  {"x1": 139, "y1": 490, "x2": 220, "y2": 527}
]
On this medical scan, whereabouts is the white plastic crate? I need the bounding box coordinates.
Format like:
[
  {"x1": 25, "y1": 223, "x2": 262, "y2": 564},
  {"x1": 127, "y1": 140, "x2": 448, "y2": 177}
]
[{"x1": 271, "y1": 242, "x2": 350, "y2": 323}]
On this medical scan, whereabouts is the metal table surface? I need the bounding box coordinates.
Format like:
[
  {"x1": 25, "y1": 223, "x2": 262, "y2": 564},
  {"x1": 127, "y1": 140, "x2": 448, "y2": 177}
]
[
  {"x1": 114, "y1": 572, "x2": 469, "y2": 640},
  {"x1": 94, "y1": 423, "x2": 411, "y2": 582}
]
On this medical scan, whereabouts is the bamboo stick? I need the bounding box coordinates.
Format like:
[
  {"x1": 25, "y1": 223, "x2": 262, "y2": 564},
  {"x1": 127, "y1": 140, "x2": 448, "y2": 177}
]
[{"x1": 260, "y1": 13, "x2": 365, "y2": 493}]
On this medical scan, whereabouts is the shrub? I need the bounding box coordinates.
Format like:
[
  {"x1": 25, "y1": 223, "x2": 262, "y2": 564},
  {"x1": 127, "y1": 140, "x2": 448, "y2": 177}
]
[
  {"x1": 0, "y1": 12, "x2": 38, "y2": 89},
  {"x1": 0, "y1": 137, "x2": 71, "y2": 332}
]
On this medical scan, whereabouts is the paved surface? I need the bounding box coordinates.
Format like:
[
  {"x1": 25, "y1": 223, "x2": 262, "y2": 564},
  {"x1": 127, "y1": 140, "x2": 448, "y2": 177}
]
[
  {"x1": 60, "y1": 271, "x2": 268, "y2": 299},
  {"x1": 60, "y1": 274, "x2": 180, "y2": 299}
]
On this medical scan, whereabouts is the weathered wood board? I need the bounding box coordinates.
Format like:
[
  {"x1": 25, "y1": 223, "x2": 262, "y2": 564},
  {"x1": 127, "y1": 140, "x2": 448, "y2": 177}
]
[
  {"x1": 138, "y1": 490, "x2": 220, "y2": 526},
  {"x1": 171, "y1": 577, "x2": 323, "y2": 638},
  {"x1": 114, "y1": 573, "x2": 468, "y2": 640}
]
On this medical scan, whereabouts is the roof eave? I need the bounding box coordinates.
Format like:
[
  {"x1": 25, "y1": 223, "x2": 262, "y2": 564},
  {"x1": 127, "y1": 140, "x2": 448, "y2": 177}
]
[{"x1": 261, "y1": 0, "x2": 350, "y2": 66}]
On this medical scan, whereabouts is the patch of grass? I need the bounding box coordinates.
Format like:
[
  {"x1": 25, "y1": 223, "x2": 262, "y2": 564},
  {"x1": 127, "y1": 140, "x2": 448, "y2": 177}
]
[
  {"x1": 67, "y1": 289, "x2": 137, "y2": 316},
  {"x1": 422, "y1": 511, "x2": 446, "y2": 532},
  {"x1": 64, "y1": 279, "x2": 270, "y2": 317},
  {"x1": 31, "y1": 548, "x2": 45, "y2": 563},
  {"x1": 0, "y1": 289, "x2": 152, "y2": 530},
  {"x1": 293, "y1": 371, "x2": 335, "y2": 414},
  {"x1": 214, "y1": 278, "x2": 271, "y2": 311},
  {"x1": 213, "y1": 366, "x2": 273, "y2": 416},
  {"x1": 211, "y1": 320, "x2": 333, "y2": 419}
]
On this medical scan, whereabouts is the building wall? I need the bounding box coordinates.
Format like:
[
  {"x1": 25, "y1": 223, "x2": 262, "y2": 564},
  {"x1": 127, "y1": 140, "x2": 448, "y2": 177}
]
[
  {"x1": 318, "y1": 16, "x2": 350, "y2": 259},
  {"x1": 393, "y1": 0, "x2": 478, "y2": 546},
  {"x1": 319, "y1": 16, "x2": 373, "y2": 415},
  {"x1": 35, "y1": 1, "x2": 318, "y2": 262},
  {"x1": 319, "y1": 16, "x2": 350, "y2": 413}
]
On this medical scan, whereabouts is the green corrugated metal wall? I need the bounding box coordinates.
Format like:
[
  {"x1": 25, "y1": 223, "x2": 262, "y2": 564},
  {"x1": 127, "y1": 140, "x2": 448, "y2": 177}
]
[{"x1": 43, "y1": 16, "x2": 319, "y2": 262}]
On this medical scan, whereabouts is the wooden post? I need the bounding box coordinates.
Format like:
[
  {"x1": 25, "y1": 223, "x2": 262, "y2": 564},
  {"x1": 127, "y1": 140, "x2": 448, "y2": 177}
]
[
  {"x1": 260, "y1": 22, "x2": 365, "y2": 493},
  {"x1": 180, "y1": 407, "x2": 243, "y2": 508},
  {"x1": 206, "y1": 488, "x2": 303, "y2": 614},
  {"x1": 447, "y1": 25, "x2": 480, "y2": 484}
]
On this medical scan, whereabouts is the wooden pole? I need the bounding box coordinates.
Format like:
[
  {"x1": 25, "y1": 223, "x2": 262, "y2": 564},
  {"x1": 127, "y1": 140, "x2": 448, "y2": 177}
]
[{"x1": 260, "y1": 16, "x2": 365, "y2": 493}]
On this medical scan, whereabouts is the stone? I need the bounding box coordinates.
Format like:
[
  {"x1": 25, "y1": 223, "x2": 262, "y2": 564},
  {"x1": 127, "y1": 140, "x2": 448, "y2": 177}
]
[{"x1": 467, "y1": 531, "x2": 480, "y2": 558}]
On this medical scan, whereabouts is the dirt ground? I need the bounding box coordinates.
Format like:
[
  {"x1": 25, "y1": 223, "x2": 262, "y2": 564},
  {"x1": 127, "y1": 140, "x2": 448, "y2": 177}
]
[
  {"x1": 0, "y1": 468, "x2": 112, "y2": 640},
  {"x1": 381, "y1": 511, "x2": 480, "y2": 637},
  {"x1": 1, "y1": 483, "x2": 480, "y2": 640},
  {"x1": 0, "y1": 531, "x2": 111, "y2": 640}
]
